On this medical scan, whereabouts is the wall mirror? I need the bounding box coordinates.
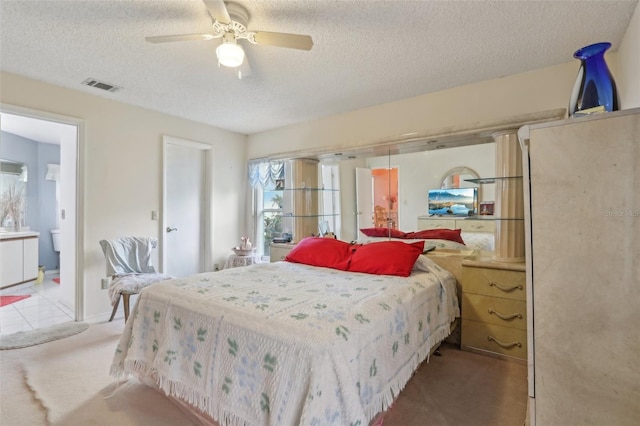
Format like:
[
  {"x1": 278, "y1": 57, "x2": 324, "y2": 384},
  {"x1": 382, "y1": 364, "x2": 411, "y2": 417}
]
[
  {"x1": 0, "y1": 158, "x2": 28, "y2": 229},
  {"x1": 440, "y1": 166, "x2": 480, "y2": 189}
]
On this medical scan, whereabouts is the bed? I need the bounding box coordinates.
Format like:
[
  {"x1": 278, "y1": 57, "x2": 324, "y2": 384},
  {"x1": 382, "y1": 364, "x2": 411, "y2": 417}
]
[
  {"x1": 357, "y1": 227, "x2": 495, "y2": 252},
  {"x1": 110, "y1": 240, "x2": 459, "y2": 426}
]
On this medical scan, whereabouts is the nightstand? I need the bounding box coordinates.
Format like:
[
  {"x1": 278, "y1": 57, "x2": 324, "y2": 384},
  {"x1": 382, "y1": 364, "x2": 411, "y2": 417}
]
[
  {"x1": 224, "y1": 253, "x2": 261, "y2": 269},
  {"x1": 460, "y1": 256, "x2": 526, "y2": 360}
]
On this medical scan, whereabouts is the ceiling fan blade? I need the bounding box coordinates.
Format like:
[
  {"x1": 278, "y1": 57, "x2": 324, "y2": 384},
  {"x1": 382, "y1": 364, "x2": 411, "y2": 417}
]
[
  {"x1": 239, "y1": 56, "x2": 252, "y2": 79},
  {"x1": 203, "y1": 0, "x2": 231, "y2": 24},
  {"x1": 252, "y1": 31, "x2": 313, "y2": 50},
  {"x1": 145, "y1": 34, "x2": 217, "y2": 43}
]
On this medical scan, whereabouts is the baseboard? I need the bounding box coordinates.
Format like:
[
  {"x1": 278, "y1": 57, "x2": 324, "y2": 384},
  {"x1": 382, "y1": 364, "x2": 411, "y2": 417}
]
[{"x1": 44, "y1": 269, "x2": 60, "y2": 276}]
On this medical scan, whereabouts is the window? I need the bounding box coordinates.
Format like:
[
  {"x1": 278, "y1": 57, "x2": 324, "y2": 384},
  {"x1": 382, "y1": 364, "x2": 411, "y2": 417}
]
[
  {"x1": 250, "y1": 161, "x2": 340, "y2": 259},
  {"x1": 249, "y1": 160, "x2": 286, "y2": 260},
  {"x1": 259, "y1": 183, "x2": 284, "y2": 258}
]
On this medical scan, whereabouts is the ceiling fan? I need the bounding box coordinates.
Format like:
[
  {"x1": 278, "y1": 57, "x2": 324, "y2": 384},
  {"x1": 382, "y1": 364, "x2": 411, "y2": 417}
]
[{"x1": 145, "y1": 0, "x2": 313, "y2": 78}]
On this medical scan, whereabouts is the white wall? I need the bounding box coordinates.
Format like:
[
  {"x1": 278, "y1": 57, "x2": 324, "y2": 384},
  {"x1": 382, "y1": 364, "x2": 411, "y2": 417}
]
[
  {"x1": 0, "y1": 71, "x2": 247, "y2": 320},
  {"x1": 618, "y1": 0, "x2": 640, "y2": 109},
  {"x1": 324, "y1": 143, "x2": 495, "y2": 241},
  {"x1": 363, "y1": 144, "x2": 494, "y2": 233}
]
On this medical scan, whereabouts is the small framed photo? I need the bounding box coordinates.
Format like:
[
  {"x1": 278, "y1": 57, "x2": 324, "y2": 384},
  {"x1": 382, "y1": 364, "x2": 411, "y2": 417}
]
[
  {"x1": 480, "y1": 201, "x2": 494, "y2": 215},
  {"x1": 275, "y1": 179, "x2": 284, "y2": 190}
]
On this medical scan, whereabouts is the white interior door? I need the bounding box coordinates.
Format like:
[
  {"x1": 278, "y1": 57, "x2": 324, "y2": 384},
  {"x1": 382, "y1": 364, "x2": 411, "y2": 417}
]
[
  {"x1": 163, "y1": 137, "x2": 211, "y2": 277},
  {"x1": 58, "y1": 123, "x2": 77, "y2": 313},
  {"x1": 355, "y1": 168, "x2": 373, "y2": 231}
]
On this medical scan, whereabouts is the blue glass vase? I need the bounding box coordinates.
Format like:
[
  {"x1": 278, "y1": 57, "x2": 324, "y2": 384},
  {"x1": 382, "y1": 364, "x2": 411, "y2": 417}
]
[{"x1": 568, "y1": 42, "x2": 619, "y2": 117}]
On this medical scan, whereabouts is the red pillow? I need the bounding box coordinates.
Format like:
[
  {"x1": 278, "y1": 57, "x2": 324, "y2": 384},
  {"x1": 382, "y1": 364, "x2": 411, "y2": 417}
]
[
  {"x1": 405, "y1": 229, "x2": 465, "y2": 244},
  {"x1": 284, "y1": 237, "x2": 351, "y2": 270},
  {"x1": 348, "y1": 241, "x2": 424, "y2": 277},
  {"x1": 359, "y1": 227, "x2": 407, "y2": 239}
]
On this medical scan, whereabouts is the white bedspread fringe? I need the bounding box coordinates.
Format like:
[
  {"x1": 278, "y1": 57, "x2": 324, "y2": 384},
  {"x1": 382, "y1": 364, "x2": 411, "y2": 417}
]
[
  {"x1": 364, "y1": 324, "x2": 450, "y2": 421},
  {"x1": 114, "y1": 359, "x2": 252, "y2": 426},
  {"x1": 111, "y1": 323, "x2": 450, "y2": 426}
]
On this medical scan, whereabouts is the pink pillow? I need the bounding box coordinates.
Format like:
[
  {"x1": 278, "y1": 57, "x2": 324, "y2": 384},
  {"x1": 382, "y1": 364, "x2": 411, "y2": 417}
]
[
  {"x1": 359, "y1": 227, "x2": 407, "y2": 239},
  {"x1": 405, "y1": 229, "x2": 465, "y2": 244},
  {"x1": 285, "y1": 237, "x2": 351, "y2": 270},
  {"x1": 348, "y1": 241, "x2": 424, "y2": 277}
]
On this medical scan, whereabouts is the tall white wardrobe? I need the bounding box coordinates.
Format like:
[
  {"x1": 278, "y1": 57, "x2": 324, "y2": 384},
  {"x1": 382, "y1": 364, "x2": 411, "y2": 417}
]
[{"x1": 519, "y1": 108, "x2": 640, "y2": 425}]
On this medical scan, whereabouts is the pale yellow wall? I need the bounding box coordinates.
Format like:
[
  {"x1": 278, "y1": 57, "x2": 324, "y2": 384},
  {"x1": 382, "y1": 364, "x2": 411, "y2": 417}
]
[
  {"x1": 0, "y1": 72, "x2": 247, "y2": 320},
  {"x1": 247, "y1": 3, "x2": 640, "y2": 159},
  {"x1": 246, "y1": 60, "x2": 580, "y2": 159},
  {"x1": 247, "y1": 11, "x2": 639, "y2": 242}
]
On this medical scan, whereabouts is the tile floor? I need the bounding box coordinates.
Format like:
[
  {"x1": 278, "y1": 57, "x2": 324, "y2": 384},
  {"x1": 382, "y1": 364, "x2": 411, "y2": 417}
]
[{"x1": 0, "y1": 273, "x2": 75, "y2": 335}]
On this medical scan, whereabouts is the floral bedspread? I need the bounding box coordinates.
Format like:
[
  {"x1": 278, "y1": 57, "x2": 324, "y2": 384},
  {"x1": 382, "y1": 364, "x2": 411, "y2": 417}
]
[{"x1": 111, "y1": 258, "x2": 459, "y2": 426}]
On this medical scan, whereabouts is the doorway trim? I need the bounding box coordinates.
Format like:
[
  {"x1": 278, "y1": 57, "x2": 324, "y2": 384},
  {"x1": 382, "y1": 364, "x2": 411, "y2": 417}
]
[
  {"x1": 0, "y1": 103, "x2": 85, "y2": 321},
  {"x1": 161, "y1": 135, "x2": 213, "y2": 274}
]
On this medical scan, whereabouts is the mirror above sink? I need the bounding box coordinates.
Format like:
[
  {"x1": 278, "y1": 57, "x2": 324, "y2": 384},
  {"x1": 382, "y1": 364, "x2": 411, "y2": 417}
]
[{"x1": 0, "y1": 158, "x2": 28, "y2": 230}]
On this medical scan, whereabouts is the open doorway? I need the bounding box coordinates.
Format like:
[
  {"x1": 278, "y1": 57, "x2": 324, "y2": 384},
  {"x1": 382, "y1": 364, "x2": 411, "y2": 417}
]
[
  {"x1": 0, "y1": 106, "x2": 81, "y2": 334},
  {"x1": 372, "y1": 167, "x2": 399, "y2": 229},
  {"x1": 355, "y1": 166, "x2": 399, "y2": 232}
]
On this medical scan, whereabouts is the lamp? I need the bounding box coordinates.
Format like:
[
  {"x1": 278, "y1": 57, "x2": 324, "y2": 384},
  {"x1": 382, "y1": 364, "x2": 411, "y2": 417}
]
[{"x1": 216, "y1": 32, "x2": 244, "y2": 68}]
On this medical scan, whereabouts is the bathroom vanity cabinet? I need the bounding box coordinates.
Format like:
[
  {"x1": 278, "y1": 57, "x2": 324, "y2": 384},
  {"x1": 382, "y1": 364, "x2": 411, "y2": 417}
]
[{"x1": 0, "y1": 232, "x2": 39, "y2": 289}]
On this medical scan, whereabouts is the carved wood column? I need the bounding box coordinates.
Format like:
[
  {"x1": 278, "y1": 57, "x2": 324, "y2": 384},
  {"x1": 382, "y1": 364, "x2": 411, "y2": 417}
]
[{"x1": 493, "y1": 130, "x2": 525, "y2": 262}]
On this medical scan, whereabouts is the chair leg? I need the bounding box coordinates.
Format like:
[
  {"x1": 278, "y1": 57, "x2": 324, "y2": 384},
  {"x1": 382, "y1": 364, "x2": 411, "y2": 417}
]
[
  {"x1": 109, "y1": 294, "x2": 121, "y2": 322},
  {"x1": 123, "y1": 293, "x2": 131, "y2": 322}
]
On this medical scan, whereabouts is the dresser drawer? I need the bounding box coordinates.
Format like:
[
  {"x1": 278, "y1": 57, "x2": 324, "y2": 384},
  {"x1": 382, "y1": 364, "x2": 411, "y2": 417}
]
[
  {"x1": 462, "y1": 267, "x2": 526, "y2": 301},
  {"x1": 461, "y1": 319, "x2": 527, "y2": 359},
  {"x1": 461, "y1": 293, "x2": 527, "y2": 330},
  {"x1": 269, "y1": 244, "x2": 295, "y2": 262},
  {"x1": 417, "y1": 218, "x2": 456, "y2": 230},
  {"x1": 457, "y1": 219, "x2": 496, "y2": 233}
]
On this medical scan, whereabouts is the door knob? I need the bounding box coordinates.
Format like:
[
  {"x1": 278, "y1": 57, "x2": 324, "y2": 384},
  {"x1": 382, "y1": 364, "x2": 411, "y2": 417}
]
[{"x1": 166, "y1": 227, "x2": 177, "y2": 233}]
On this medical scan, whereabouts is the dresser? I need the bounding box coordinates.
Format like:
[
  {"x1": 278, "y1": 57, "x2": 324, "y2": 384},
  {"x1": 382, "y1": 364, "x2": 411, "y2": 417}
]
[
  {"x1": 0, "y1": 232, "x2": 39, "y2": 289},
  {"x1": 417, "y1": 216, "x2": 496, "y2": 233},
  {"x1": 460, "y1": 256, "x2": 526, "y2": 361},
  {"x1": 519, "y1": 109, "x2": 640, "y2": 424}
]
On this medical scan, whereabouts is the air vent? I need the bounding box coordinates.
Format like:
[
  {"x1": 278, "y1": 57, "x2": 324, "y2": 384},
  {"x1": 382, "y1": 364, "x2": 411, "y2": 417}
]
[{"x1": 81, "y1": 78, "x2": 122, "y2": 93}]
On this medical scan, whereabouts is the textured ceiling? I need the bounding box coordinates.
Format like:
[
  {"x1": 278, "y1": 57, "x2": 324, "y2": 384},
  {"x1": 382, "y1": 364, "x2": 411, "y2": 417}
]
[{"x1": 0, "y1": 0, "x2": 637, "y2": 135}]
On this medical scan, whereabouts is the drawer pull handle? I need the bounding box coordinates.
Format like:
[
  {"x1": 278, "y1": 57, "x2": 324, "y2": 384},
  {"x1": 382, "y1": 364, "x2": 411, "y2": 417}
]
[
  {"x1": 487, "y1": 335, "x2": 522, "y2": 349},
  {"x1": 488, "y1": 309, "x2": 522, "y2": 321},
  {"x1": 489, "y1": 281, "x2": 523, "y2": 292}
]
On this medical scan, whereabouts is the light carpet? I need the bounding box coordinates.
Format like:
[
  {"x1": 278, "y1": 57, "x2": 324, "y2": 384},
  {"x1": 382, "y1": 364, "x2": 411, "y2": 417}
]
[
  {"x1": 0, "y1": 321, "x2": 89, "y2": 350},
  {"x1": 0, "y1": 321, "x2": 528, "y2": 426},
  {"x1": 1, "y1": 321, "x2": 198, "y2": 426}
]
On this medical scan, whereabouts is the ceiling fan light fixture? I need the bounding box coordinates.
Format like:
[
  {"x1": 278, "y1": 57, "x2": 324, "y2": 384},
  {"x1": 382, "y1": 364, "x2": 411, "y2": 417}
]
[{"x1": 216, "y1": 36, "x2": 244, "y2": 68}]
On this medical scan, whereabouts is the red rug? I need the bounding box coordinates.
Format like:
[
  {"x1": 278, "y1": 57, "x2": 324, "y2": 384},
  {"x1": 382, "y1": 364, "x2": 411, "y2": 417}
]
[
  {"x1": 53, "y1": 278, "x2": 60, "y2": 284},
  {"x1": 0, "y1": 295, "x2": 31, "y2": 307}
]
